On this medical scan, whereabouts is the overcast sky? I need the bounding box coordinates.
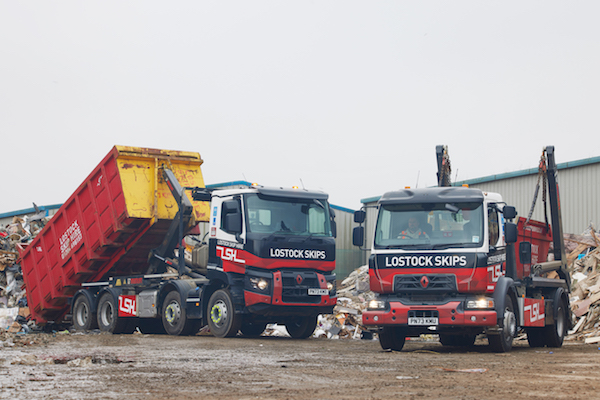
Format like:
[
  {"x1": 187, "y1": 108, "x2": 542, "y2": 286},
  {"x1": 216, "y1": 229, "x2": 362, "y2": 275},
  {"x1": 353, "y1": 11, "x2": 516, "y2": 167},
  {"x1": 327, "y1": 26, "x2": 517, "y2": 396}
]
[{"x1": 1, "y1": 1, "x2": 599, "y2": 213}]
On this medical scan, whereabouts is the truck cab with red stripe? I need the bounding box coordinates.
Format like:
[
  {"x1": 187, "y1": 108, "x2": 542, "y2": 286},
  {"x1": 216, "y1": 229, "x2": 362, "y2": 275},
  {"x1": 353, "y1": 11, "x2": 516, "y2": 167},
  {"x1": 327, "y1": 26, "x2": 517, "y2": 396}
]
[
  {"x1": 201, "y1": 185, "x2": 337, "y2": 338},
  {"x1": 353, "y1": 146, "x2": 571, "y2": 352}
]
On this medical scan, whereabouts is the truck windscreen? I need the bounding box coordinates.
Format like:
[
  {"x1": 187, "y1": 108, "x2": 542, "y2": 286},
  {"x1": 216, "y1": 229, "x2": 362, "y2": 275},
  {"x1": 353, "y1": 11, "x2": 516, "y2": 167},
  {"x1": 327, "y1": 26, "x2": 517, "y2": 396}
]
[
  {"x1": 245, "y1": 194, "x2": 333, "y2": 236},
  {"x1": 374, "y1": 202, "x2": 484, "y2": 250}
]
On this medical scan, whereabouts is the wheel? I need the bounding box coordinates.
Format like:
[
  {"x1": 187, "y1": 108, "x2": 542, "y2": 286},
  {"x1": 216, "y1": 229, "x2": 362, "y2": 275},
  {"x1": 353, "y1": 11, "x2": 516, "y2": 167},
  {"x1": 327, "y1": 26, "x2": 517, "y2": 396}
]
[
  {"x1": 97, "y1": 292, "x2": 133, "y2": 334},
  {"x1": 240, "y1": 319, "x2": 267, "y2": 337},
  {"x1": 72, "y1": 295, "x2": 98, "y2": 331},
  {"x1": 162, "y1": 291, "x2": 200, "y2": 336},
  {"x1": 73, "y1": 295, "x2": 98, "y2": 331},
  {"x1": 488, "y1": 295, "x2": 516, "y2": 352},
  {"x1": 378, "y1": 326, "x2": 406, "y2": 351},
  {"x1": 439, "y1": 333, "x2": 476, "y2": 347},
  {"x1": 207, "y1": 289, "x2": 241, "y2": 338},
  {"x1": 285, "y1": 315, "x2": 317, "y2": 339},
  {"x1": 525, "y1": 327, "x2": 546, "y2": 348},
  {"x1": 545, "y1": 299, "x2": 567, "y2": 348}
]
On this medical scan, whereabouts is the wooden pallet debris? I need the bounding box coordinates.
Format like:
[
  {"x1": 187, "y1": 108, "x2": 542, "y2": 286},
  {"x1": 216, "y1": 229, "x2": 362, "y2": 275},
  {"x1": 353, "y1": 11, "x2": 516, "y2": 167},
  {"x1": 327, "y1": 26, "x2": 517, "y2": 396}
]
[{"x1": 565, "y1": 227, "x2": 600, "y2": 343}]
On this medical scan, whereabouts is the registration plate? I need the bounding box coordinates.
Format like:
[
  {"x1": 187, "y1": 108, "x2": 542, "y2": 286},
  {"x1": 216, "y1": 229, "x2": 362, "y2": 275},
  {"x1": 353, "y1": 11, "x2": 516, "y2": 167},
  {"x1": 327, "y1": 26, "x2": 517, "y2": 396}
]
[
  {"x1": 308, "y1": 288, "x2": 328, "y2": 296},
  {"x1": 408, "y1": 317, "x2": 439, "y2": 326}
]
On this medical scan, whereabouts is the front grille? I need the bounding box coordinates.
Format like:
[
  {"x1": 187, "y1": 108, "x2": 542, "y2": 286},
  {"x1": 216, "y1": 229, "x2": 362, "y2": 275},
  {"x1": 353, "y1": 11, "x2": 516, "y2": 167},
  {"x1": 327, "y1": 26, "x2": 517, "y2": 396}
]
[
  {"x1": 394, "y1": 274, "x2": 457, "y2": 293},
  {"x1": 281, "y1": 271, "x2": 321, "y2": 304},
  {"x1": 408, "y1": 309, "x2": 439, "y2": 319}
]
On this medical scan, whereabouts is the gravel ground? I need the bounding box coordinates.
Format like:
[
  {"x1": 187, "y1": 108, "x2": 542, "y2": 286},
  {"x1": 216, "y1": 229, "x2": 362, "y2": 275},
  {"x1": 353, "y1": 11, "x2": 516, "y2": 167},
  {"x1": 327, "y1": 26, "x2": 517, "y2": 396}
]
[{"x1": 1, "y1": 331, "x2": 599, "y2": 400}]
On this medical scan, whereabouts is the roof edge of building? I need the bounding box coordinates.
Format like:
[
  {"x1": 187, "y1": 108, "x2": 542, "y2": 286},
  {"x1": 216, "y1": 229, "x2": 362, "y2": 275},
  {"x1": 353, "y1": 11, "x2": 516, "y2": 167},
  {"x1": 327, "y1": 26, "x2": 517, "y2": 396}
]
[{"x1": 455, "y1": 154, "x2": 600, "y2": 186}]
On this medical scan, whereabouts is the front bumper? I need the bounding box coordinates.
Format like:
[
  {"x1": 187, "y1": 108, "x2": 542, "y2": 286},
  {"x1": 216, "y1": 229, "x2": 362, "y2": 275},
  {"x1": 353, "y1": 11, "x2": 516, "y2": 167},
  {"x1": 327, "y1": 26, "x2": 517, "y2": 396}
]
[
  {"x1": 363, "y1": 300, "x2": 497, "y2": 328},
  {"x1": 244, "y1": 269, "x2": 336, "y2": 315}
]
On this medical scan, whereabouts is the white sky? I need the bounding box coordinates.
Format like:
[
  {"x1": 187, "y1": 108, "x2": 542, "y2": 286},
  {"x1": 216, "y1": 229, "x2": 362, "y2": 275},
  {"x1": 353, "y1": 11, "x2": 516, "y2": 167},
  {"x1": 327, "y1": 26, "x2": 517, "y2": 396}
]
[{"x1": 1, "y1": 1, "x2": 599, "y2": 212}]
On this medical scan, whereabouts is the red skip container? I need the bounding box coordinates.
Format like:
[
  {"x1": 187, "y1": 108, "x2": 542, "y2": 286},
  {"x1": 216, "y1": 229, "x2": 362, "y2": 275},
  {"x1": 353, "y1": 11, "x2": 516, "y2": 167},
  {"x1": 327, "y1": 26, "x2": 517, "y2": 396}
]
[{"x1": 18, "y1": 146, "x2": 209, "y2": 324}]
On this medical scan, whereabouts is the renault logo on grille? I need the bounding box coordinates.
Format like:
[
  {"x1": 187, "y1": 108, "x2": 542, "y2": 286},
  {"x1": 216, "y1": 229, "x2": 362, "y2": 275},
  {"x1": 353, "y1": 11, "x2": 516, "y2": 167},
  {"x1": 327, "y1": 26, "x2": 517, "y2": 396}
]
[
  {"x1": 420, "y1": 275, "x2": 429, "y2": 288},
  {"x1": 296, "y1": 274, "x2": 303, "y2": 284}
]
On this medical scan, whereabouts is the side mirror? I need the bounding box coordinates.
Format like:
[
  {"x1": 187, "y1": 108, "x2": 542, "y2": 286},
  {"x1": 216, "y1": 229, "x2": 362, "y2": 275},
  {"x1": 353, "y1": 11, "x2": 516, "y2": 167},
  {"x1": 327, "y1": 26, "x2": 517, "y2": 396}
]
[
  {"x1": 191, "y1": 188, "x2": 212, "y2": 202},
  {"x1": 352, "y1": 226, "x2": 364, "y2": 247},
  {"x1": 503, "y1": 206, "x2": 517, "y2": 220},
  {"x1": 505, "y1": 222, "x2": 517, "y2": 244},
  {"x1": 223, "y1": 199, "x2": 240, "y2": 214},
  {"x1": 519, "y1": 241, "x2": 532, "y2": 264},
  {"x1": 223, "y1": 213, "x2": 242, "y2": 234},
  {"x1": 329, "y1": 206, "x2": 337, "y2": 238},
  {"x1": 222, "y1": 200, "x2": 242, "y2": 234},
  {"x1": 354, "y1": 210, "x2": 366, "y2": 224}
]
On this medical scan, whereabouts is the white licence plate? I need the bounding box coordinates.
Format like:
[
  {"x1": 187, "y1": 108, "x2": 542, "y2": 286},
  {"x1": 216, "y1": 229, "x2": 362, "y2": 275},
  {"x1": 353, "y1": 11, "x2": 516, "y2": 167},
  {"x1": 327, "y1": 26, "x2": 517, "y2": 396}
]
[
  {"x1": 408, "y1": 317, "x2": 439, "y2": 326},
  {"x1": 308, "y1": 288, "x2": 328, "y2": 296}
]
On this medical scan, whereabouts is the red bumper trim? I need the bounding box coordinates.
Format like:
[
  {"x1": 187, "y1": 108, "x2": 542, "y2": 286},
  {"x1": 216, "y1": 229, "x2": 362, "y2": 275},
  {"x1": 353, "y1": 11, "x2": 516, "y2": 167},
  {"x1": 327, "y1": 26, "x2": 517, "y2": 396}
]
[{"x1": 363, "y1": 301, "x2": 497, "y2": 327}]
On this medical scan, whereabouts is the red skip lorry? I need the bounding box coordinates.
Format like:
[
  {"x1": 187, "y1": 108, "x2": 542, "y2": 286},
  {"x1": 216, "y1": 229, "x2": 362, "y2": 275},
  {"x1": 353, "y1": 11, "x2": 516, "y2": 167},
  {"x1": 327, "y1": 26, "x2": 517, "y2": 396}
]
[
  {"x1": 18, "y1": 146, "x2": 337, "y2": 337},
  {"x1": 353, "y1": 146, "x2": 571, "y2": 352}
]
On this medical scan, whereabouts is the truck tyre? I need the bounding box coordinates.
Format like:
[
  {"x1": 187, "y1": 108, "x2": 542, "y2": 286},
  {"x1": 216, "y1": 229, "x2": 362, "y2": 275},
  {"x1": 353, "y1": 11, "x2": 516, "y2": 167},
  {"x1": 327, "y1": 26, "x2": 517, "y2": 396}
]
[
  {"x1": 240, "y1": 319, "x2": 267, "y2": 337},
  {"x1": 207, "y1": 289, "x2": 241, "y2": 338},
  {"x1": 488, "y1": 295, "x2": 516, "y2": 352},
  {"x1": 72, "y1": 295, "x2": 98, "y2": 331},
  {"x1": 545, "y1": 299, "x2": 567, "y2": 348},
  {"x1": 162, "y1": 291, "x2": 199, "y2": 336},
  {"x1": 439, "y1": 333, "x2": 476, "y2": 347},
  {"x1": 97, "y1": 292, "x2": 133, "y2": 334},
  {"x1": 285, "y1": 315, "x2": 317, "y2": 339},
  {"x1": 378, "y1": 326, "x2": 406, "y2": 351}
]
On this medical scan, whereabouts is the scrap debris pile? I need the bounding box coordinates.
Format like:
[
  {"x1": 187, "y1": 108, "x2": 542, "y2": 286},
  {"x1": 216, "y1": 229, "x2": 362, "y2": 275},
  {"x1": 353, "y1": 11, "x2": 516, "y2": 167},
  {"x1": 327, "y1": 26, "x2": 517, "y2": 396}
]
[
  {"x1": 565, "y1": 227, "x2": 600, "y2": 344},
  {"x1": 259, "y1": 266, "x2": 376, "y2": 339},
  {"x1": 0, "y1": 215, "x2": 47, "y2": 333},
  {"x1": 314, "y1": 265, "x2": 376, "y2": 339}
]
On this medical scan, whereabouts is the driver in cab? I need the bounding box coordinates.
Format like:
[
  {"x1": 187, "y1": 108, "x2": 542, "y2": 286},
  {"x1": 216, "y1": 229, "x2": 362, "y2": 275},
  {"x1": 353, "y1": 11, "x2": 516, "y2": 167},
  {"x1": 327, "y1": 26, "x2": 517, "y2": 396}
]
[{"x1": 398, "y1": 216, "x2": 430, "y2": 240}]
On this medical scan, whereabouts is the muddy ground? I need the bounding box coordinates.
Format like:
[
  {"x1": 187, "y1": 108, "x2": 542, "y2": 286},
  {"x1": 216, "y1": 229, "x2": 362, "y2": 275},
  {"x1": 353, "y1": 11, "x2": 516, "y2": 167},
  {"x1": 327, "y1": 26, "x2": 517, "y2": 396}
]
[{"x1": 1, "y1": 331, "x2": 599, "y2": 400}]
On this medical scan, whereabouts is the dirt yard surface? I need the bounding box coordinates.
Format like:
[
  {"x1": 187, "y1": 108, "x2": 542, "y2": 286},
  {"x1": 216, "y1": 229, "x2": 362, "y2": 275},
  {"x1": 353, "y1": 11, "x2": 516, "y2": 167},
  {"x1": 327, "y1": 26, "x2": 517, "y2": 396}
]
[{"x1": 1, "y1": 332, "x2": 599, "y2": 400}]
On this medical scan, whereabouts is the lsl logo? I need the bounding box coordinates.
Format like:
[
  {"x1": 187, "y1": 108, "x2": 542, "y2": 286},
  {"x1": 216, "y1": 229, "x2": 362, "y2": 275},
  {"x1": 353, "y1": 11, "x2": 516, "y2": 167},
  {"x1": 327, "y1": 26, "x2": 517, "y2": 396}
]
[{"x1": 118, "y1": 295, "x2": 137, "y2": 317}]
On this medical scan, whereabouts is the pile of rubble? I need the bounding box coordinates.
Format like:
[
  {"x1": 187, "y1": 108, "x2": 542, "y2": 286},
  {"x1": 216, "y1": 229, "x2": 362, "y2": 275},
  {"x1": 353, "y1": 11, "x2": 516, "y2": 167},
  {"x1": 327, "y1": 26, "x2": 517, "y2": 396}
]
[
  {"x1": 313, "y1": 265, "x2": 376, "y2": 339},
  {"x1": 259, "y1": 265, "x2": 376, "y2": 339},
  {"x1": 0, "y1": 216, "x2": 46, "y2": 333},
  {"x1": 565, "y1": 227, "x2": 600, "y2": 343}
]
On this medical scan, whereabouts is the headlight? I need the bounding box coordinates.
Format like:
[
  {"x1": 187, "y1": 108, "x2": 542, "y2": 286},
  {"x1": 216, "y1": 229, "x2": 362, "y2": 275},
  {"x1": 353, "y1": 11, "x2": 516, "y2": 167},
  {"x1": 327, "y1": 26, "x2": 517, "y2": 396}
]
[
  {"x1": 466, "y1": 298, "x2": 495, "y2": 309},
  {"x1": 327, "y1": 281, "x2": 335, "y2": 291},
  {"x1": 368, "y1": 300, "x2": 386, "y2": 310},
  {"x1": 250, "y1": 277, "x2": 269, "y2": 291}
]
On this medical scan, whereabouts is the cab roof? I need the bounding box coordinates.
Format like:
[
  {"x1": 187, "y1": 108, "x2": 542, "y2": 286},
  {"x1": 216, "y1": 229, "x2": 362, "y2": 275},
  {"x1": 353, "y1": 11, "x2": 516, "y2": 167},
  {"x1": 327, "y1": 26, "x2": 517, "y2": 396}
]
[
  {"x1": 379, "y1": 187, "x2": 485, "y2": 205},
  {"x1": 212, "y1": 185, "x2": 329, "y2": 200}
]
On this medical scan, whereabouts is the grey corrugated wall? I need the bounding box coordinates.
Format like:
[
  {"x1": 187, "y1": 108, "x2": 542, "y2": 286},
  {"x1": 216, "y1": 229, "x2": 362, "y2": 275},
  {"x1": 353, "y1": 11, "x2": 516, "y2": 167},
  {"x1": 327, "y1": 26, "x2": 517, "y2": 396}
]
[
  {"x1": 332, "y1": 205, "x2": 364, "y2": 280},
  {"x1": 461, "y1": 162, "x2": 600, "y2": 235}
]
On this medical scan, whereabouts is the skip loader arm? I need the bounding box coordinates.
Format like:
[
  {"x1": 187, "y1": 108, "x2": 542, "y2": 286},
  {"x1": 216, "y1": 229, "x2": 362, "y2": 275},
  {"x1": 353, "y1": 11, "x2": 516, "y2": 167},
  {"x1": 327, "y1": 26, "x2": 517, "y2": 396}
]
[
  {"x1": 436, "y1": 145, "x2": 452, "y2": 187},
  {"x1": 146, "y1": 167, "x2": 195, "y2": 276},
  {"x1": 544, "y1": 146, "x2": 570, "y2": 288}
]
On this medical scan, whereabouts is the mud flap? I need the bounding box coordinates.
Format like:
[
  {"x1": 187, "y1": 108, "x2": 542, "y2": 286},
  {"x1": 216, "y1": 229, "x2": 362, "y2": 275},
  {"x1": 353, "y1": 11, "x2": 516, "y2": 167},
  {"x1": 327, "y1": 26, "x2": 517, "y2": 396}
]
[{"x1": 492, "y1": 276, "x2": 515, "y2": 325}]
